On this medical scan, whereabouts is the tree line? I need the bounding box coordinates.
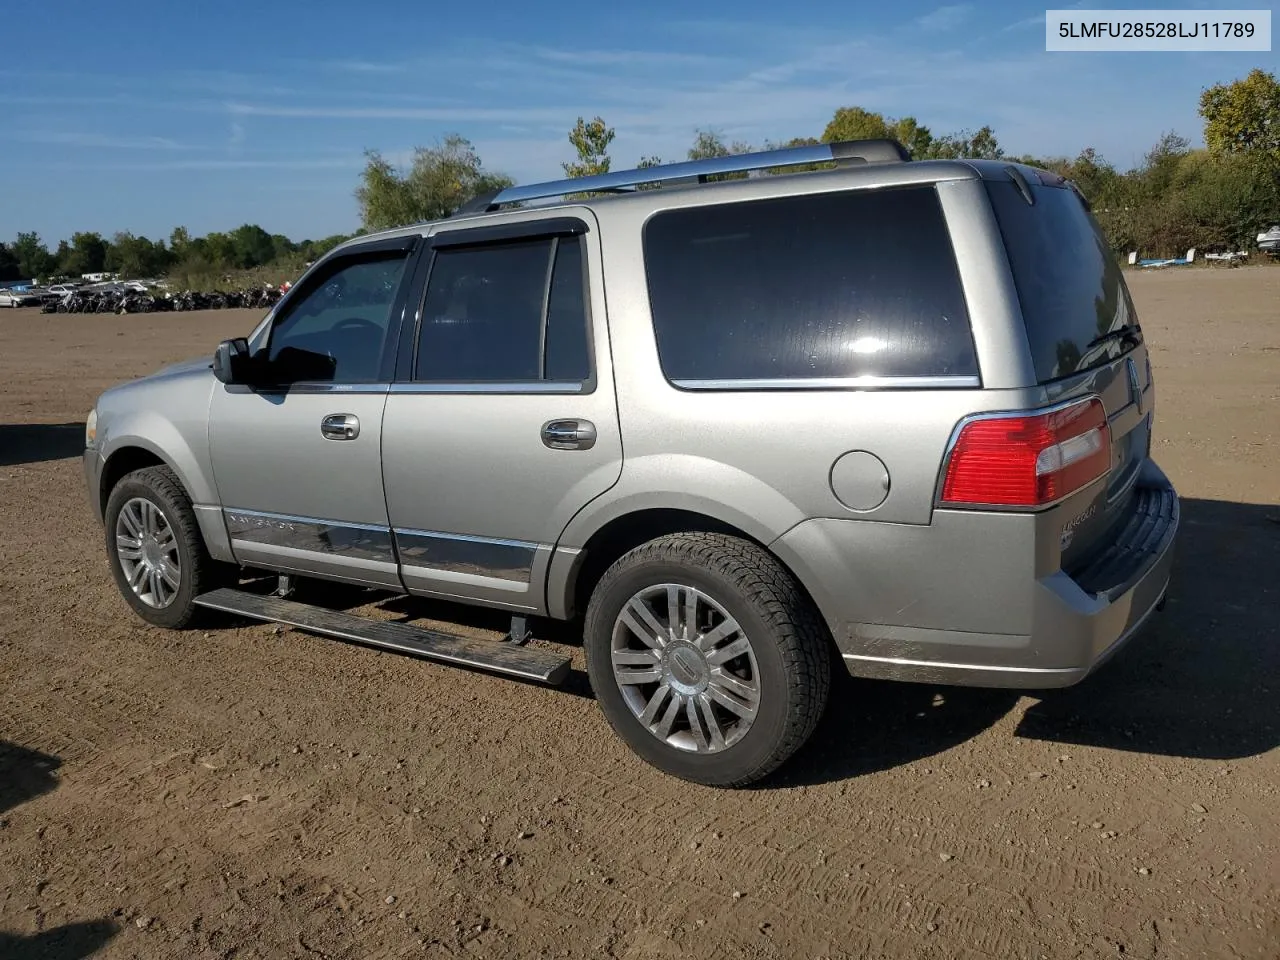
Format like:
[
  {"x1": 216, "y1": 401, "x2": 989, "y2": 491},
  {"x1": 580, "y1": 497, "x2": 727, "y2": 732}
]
[
  {"x1": 4, "y1": 68, "x2": 1277, "y2": 285},
  {"x1": 356, "y1": 67, "x2": 1280, "y2": 258},
  {"x1": 0, "y1": 224, "x2": 355, "y2": 286}
]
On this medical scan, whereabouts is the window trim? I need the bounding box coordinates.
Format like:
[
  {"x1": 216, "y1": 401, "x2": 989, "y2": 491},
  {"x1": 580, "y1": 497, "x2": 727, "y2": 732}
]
[
  {"x1": 257, "y1": 235, "x2": 422, "y2": 388},
  {"x1": 671, "y1": 375, "x2": 981, "y2": 392},
  {"x1": 399, "y1": 220, "x2": 597, "y2": 395},
  {"x1": 640, "y1": 184, "x2": 982, "y2": 392},
  {"x1": 429, "y1": 216, "x2": 588, "y2": 250}
]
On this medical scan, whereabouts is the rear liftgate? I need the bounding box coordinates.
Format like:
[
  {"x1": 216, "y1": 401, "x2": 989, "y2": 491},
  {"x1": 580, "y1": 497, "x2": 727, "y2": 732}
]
[{"x1": 194, "y1": 584, "x2": 570, "y2": 686}]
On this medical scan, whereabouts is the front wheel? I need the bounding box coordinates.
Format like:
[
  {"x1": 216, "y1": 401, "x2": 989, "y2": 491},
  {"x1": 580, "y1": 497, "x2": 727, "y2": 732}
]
[
  {"x1": 103, "y1": 465, "x2": 232, "y2": 629},
  {"x1": 583, "y1": 532, "x2": 832, "y2": 787}
]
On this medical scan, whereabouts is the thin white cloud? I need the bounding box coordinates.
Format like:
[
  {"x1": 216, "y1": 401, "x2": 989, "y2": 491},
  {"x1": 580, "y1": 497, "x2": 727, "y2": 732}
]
[
  {"x1": 224, "y1": 101, "x2": 576, "y2": 125},
  {"x1": 915, "y1": 4, "x2": 973, "y2": 32},
  {"x1": 217, "y1": 28, "x2": 1066, "y2": 175},
  {"x1": 1001, "y1": 13, "x2": 1046, "y2": 33},
  {"x1": 529, "y1": 46, "x2": 729, "y2": 68},
  {"x1": 325, "y1": 59, "x2": 407, "y2": 74},
  {"x1": 9, "y1": 130, "x2": 187, "y2": 150},
  {"x1": 54, "y1": 157, "x2": 360, "y2": 172}
]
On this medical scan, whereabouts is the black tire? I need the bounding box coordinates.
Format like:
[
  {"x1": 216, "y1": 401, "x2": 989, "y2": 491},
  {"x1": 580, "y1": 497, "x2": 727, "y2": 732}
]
[
  {"x1": 583, "y1": 532, "x2": 832, "y2": 787},
  {"x1": 103, "y1": 465, "x2": 233, "y2": 629}
]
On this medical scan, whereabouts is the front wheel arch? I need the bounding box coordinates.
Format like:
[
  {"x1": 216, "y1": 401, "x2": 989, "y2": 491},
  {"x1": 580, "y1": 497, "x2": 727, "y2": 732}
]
[{"x1": 100, "y1": 446, "x2": 167, "y2": 515}]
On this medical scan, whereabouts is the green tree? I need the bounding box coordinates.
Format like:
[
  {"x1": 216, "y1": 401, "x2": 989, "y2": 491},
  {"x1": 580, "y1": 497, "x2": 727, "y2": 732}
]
[
  {"x1": 1138, "y1": 131, "x2": 1191, "y2": 199},
  {"x1": 270, "y1": 233, "x2": 296, "y2": 262},
  {"x1": 355, "y1": 136, "x2": 513, "y2": 231},
  {"x1": 888, "y1": 117, "x2": 934, "y2": 158},
  {"x1": 822, "y1": 106, "x2": 892, "y2": 143},
  {"x1": 761, "y1": 135, "x2": 830, "y2": 174},
  {"x1": 354, "y1": 151, "x2": 418, "y2": 230},
  {"x1": 563, "y1": 116, "x2": 615, "y2": 178},
  {"x1": 688, "y1": 129, "x2": 729, "y2": 160},
  {"x1": 300, "y1": 233, "x2": 354, "y2": 260},
  {"x1": 11, "y1": 232, "x2": 54, "y2": 280},
  {"x1": 62, "y1": 231, "x2": 109, "y2": 276},
  {"x1": 635, "y1": 156, "x2": 664, "y2": 190},
  {"x1": 201, "y1": 231, "x2": 236, "y2": 267},
  {"x1": 0, "y1": 243, "x2": 20, "y2": 282},
  {"x1": 105, "y1": 233, "x2": 169, "y2": 278},
  {"x1": 53, "y1": 240, "x2": 72, "y2": 275},
  {"x1": 1062, "y1": 148, "x2": 1119, "y2": 202},
  {"x1": 229, "y1": 223, "x2": 276, "y2": 269},
  {"x1": 688, "y1": 129, "x2": 752, "y2": 160},
  {"x1": 686, "y1": 130, "x2": 754, "y2": 180},
  {"x1": 928, "y1": 125, "x2": 1004, "y2": 160},
  {"x1": 1200, "y1": 68, "x2": 1280, "y2": 157},
  {"x1": 169, "y1": 226, "x2": 192, "y2": 260}
]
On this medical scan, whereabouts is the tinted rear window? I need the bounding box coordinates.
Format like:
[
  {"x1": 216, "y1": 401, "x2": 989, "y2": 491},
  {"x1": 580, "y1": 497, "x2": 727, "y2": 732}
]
[
  {"x1": 985, "y1": 179, "x2": 1140, "y2": 384},
  {"x1": 642, "y1": 186, "x2": 978, "y2": 385}
]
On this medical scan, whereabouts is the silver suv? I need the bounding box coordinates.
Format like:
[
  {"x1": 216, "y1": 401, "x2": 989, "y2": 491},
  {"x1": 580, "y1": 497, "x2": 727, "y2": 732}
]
[{"x1": 83, "y1": 139, "x2": 1179, "y2": 786}]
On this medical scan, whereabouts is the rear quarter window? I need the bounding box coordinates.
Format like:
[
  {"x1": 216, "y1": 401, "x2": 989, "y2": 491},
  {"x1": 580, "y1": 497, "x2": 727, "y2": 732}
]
[
  {"x1": 984, "y1": 178, "x2": 1140, "y2": 384},
  {"x1": 641, "y1": 185, "x2": 978, "y2": 386}
]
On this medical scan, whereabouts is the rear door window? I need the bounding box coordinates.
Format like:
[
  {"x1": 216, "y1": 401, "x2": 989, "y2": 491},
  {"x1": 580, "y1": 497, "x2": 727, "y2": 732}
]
[
  {"x1": 984, "y1": 177, "x2": 1141, "y2": 384},
  {"x1": 641, "y1": 185, "x2": 978, "y2": 386},
  {"x1": 414, "y1": 235, "x2": 591, "y2": 384}
]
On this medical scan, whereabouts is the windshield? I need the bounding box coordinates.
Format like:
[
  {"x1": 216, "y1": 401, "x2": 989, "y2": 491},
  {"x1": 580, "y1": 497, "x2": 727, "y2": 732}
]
[{"x1": 985, "y1": 177, "x2": 1140, "y2": 384}]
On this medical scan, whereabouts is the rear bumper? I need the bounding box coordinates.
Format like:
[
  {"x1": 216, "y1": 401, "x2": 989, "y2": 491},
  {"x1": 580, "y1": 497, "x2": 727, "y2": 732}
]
[{"x1": 770, "y1": 460, "x2": 1179, "y2": 690}]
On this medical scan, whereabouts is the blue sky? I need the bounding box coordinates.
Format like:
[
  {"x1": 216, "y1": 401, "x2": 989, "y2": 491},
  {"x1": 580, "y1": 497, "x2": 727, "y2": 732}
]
[{"x1": 1, "y1": 0, "x2": 1274, "y2": 245}]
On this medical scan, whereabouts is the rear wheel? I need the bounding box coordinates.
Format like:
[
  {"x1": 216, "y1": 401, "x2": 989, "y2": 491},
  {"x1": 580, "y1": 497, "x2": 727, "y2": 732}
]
[
  {"x1": 583, "y1": 532, "x2": 831, "y2": 787},
  {"x1": 104, "y1": 465, "x2": 233, "y2": 629}
]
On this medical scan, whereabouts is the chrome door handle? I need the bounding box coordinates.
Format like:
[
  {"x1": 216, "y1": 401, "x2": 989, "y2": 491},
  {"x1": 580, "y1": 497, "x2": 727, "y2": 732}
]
[
  {"x1": 321, "y1": 413, "x2": 360, "y2": 441},
  {"x1": 541, "y1": 419, "x2": 596, "y2": 451}
]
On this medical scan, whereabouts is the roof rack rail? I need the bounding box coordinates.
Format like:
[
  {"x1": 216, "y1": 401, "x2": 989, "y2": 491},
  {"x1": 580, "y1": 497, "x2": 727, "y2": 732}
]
[{"x1": 453, "y1": 138, "x2": 910, "y2": 215}]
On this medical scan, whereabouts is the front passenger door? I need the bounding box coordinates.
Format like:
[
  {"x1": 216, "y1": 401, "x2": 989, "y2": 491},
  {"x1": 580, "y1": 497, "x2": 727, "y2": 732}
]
[{"x1": 208, "y1": 236, "x2": 420, "y2": 588}]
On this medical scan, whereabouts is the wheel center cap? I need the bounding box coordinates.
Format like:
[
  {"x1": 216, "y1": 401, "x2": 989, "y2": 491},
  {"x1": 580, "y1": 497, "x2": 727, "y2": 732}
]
[
  {"x1": 665, "y1": 642, "x2": 708, "y2": 693},
  {"x1": 142, "y1": 537, "x2": 163, "y2": 567}
]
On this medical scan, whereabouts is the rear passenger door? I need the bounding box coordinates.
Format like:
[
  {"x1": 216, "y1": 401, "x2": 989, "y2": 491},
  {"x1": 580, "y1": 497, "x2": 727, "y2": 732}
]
[{"x1": 381, "y1": 213, "x2": 622, "y2": 612}]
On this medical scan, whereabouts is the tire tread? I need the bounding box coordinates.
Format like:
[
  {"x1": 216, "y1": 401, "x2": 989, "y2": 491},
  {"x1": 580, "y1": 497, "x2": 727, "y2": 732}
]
[
  {"x1": 105, "y1": 465, "x2": 231, "y2": 629},
  {"x1": 585, "y1": 531, "x2": 831, "y2": 787}
]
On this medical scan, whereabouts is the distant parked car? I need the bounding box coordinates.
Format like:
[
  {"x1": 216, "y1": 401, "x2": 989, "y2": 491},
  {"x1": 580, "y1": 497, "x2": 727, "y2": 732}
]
[
  {"x1": 0, "y1": 288, "x2": 41, "y2": 308},
  {"x1": 1257, "y1": 224, "x2": 1280, "y2": 257}
]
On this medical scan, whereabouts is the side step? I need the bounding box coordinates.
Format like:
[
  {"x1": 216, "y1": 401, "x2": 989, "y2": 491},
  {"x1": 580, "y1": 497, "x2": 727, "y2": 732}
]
[{"x1": 193, "y1": 587, "x2": 571, "y2": 686}]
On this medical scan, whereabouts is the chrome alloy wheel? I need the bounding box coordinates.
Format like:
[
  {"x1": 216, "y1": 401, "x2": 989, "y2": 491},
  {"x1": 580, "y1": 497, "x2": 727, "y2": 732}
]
[
  {"x1": 114, "y1": 496, "x2": 181, "y2": 608},
  {"x1": 610, "y1": 583, "x2": 761, "y2": 753}
]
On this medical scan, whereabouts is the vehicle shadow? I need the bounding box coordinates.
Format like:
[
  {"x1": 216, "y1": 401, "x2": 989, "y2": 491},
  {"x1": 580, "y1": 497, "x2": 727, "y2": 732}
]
[
  {"x1": 0, "y1": 920, "x2": 120, "y2": 960},
  {"x1": 212, "y1": 497, "x2": 1279, "y2": 776},
  {"x1": 0, "y1": 423, "x2": 85, "y2": 467},
  {"x1": 763, "y1": 496, "x2": 1280, "y2": 786},
  {"x1": 763, "y1": 666, "x2": 1021, "y2": 788},
  {"x1": 0, "y1": 741, "x2": 62, "y2": 815},
  {"x1": 1014, "y1": 498, "x2": 1280, "y2": 759}
]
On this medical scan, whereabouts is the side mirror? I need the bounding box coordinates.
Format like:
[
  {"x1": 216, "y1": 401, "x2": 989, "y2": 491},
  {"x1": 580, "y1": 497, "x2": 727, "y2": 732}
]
[{"x1": 212, "y1": 337, "x2": 252, "y2": 384}]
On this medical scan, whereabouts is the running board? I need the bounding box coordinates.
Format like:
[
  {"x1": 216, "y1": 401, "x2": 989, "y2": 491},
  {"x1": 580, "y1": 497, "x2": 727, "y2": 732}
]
[{"x1": 193, "y1": 587, "x2": 571, "y2": 685}]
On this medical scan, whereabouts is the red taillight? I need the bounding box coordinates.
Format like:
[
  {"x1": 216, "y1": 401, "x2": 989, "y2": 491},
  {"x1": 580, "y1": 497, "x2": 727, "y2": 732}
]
[{"x1": 940, "y1": 398, "x2": 1111, "y2": 508}]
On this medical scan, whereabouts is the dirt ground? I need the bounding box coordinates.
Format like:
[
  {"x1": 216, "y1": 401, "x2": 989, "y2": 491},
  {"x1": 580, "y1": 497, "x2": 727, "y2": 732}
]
[{"x1": 1, "y1": 267, "x2": 1277, "y2": 960}]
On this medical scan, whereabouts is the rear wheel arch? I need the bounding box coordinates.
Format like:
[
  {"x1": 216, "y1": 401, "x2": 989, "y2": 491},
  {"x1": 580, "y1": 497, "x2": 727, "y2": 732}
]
[{"x1": 559, "y1": 508, "x2": 828, "y2": 634}]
